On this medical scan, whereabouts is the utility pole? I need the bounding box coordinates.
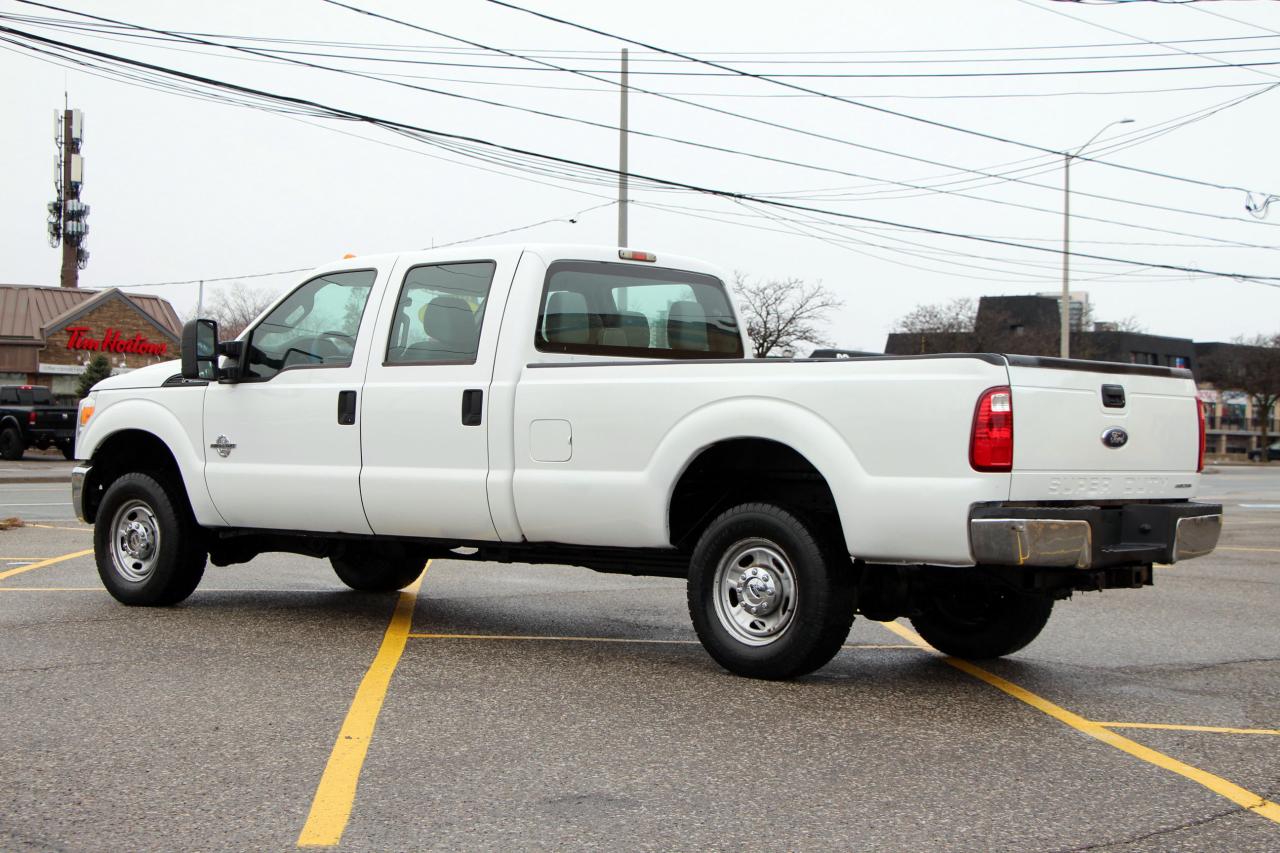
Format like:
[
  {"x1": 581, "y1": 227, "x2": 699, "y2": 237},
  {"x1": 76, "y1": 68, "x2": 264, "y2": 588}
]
[
  {"x1": 617, "y1": 47, "x2": 629, "y2": 248},
  {"x1": 48, "y1": 104, "x2": 89, "y2": 287},
  {"x1": 1059, "y1": 117, "x2": 1132, "y2": 359},
  {"x1": 1059, "y1": 152, "x2": 1070, "y2": 359}
]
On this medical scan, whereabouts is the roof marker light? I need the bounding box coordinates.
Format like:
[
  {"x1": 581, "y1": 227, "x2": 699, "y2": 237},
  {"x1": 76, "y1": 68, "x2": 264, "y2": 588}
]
[{"x1": 619, "y1": 250, "x2": 656, "y2": 262}]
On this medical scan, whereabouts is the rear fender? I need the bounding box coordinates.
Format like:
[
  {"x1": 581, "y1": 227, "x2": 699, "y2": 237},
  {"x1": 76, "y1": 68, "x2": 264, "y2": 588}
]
[{"x1": 650, "y1": 397, "x2": 865, "y2": 553}]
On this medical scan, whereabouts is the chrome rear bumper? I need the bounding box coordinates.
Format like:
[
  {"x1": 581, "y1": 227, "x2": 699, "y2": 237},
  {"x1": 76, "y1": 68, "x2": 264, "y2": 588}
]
[{"x1": 970, "y1": 502, "x2": 1222, "y2": 569}]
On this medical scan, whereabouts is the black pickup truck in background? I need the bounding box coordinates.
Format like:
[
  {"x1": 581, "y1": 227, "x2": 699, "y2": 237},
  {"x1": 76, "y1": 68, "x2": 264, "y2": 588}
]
[{"x1": 0, "y1": 385, "x2": 78, "y2": 460}]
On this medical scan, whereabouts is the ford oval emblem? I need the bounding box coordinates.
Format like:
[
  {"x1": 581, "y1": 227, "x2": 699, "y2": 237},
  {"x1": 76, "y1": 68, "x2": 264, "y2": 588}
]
[{"x1": 1101, "y1": 427, "x2": 1129, "y2": 448}]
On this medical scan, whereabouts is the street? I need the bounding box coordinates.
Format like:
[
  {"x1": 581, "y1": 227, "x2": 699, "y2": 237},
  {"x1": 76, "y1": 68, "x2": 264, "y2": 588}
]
[{"x1": 0, "y1": 467, "x2": 1276, "y2": 851}]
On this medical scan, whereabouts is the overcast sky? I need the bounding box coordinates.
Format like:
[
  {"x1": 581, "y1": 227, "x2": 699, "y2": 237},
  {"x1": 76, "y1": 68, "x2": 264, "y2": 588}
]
[{"x1": 1, "y1": 0, "x2": 1277, "y2": 350}]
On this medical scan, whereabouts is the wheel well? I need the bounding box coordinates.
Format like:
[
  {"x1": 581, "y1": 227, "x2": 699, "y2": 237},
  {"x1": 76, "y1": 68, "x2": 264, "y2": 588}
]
[
  {"x1": 83, "y1": 430, "x2": 185, "y2": 524},
  {"x1": 668, "y1": 438, "x2": 842, "y2": 548}
]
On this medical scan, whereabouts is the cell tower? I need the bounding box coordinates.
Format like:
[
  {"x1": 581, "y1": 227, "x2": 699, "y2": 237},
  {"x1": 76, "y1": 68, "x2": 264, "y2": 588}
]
[{"x1": 48, "y1": 107, "x2": 89, "y2": 287}]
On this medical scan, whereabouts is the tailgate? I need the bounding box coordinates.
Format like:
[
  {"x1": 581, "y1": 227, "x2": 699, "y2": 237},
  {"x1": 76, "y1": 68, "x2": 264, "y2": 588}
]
[
  {"x1": 1006, "y1": 358, "x2": 1201, "y2": 501},
  {"x1": 34, "y1": 407, "x2": 76, "y2": 430}
]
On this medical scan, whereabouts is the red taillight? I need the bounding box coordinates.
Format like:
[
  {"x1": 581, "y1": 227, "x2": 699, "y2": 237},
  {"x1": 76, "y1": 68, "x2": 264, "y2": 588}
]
[
  {"x1": 28, "y1": 411, "x2": 36, "y2": 425},
  {"x1": 971, "y1": 386, "x2": 1013, "y2": 472},
  {"x1": 1196, "y1": 398, "x2": 1205, "y2": 473}
]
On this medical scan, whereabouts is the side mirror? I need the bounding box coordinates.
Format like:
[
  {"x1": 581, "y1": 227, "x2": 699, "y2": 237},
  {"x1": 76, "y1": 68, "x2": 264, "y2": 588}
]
[{"x1": 181, "y1": 319, "x2": 219, "y2": 381}]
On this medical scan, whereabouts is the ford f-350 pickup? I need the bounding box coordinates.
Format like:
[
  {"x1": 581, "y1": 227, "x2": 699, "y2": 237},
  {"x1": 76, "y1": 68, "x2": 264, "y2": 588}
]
[{"x1": 70, "y1": 244, "x2": 1221, "y2": 679}]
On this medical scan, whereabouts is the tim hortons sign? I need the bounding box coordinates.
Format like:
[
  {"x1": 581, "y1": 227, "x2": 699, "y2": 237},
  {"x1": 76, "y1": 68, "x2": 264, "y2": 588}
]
[{"x1": 65, "y1": 325, "x2": 170, "y2": 356}]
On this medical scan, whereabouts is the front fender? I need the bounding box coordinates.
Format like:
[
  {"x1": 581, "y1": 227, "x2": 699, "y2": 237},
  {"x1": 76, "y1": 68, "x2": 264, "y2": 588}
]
[{"x1": 80, "y1": 393, "x2": 224, "y2": 527}]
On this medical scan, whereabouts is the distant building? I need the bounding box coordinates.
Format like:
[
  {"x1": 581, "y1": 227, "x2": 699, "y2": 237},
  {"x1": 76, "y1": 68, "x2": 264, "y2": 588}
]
[
  {"x1": 0, "y1": 284, "x2": 182, "y2": 399},
  {"x1": 1035, "y1": 290, "x2": 1089, "y2": 332},
  {"x1": 883, "y1": 293, "x2": 1271, "y2": 458}
]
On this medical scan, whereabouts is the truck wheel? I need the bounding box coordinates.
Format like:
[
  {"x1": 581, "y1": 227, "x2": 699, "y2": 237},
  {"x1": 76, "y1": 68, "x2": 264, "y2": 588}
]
[
  {"x1": 59, "y1": 442, "x2": 75, "y2": 460},
  {"x1": 910, "y1": 584, "x2": 1052, "y2": 659},
  {"x1": 0, "y1": 427, "x2": 23, "y2": 461},
  {"x1": 687, "y1": 502, "x2": 855, "y2": 680},
  {"x1": 330, "y1": 548, "x2": 426, "y2": 592},
  {"x1": 94, "y1": 472, "x2": 207, "y2": 606}
]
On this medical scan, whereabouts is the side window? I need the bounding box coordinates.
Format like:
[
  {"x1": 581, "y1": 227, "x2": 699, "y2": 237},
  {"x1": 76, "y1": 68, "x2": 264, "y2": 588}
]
[
  {"x1": 536, "y1": 261, "x2": 742, "y2": 359},
  {"x1": 245, "y1": 270, "x2": 376, "y2": 380},
  {"x1": 385, "y1": 261, "x2": 496, "y2": 365}
]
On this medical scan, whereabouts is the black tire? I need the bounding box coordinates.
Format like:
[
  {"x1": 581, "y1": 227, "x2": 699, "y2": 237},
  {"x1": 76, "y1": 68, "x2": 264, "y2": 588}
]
[
  {"x1": 59, "y1": 442, "x2": 75, "y2": 460},
  {"x1": 910, "y1": 583, "x2": 1053, "y2": 659},
  {"x1": 687, "y1": 502, "x2": 855, "y2": 680},
  {"x1": 94, "y1": 472, "x2": 207, "y2": 606},
  {"x1": 0, "y1": 427, "x2": 23, "y2": 461},
  {"x1": 330, "y1": 546, "x2": 426, "y2": 592}
]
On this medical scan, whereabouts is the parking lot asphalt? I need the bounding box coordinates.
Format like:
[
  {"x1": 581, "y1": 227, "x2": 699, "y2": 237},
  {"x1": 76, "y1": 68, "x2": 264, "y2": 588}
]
[{"x1": 0, "y1": 468, "x2": 1276, "y2": 851}]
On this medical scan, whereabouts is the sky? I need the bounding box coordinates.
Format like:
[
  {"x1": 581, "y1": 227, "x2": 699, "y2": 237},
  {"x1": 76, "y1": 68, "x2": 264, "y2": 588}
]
[{"x1": 1, "y1": 0, "x2": 1278, "y2": 352}]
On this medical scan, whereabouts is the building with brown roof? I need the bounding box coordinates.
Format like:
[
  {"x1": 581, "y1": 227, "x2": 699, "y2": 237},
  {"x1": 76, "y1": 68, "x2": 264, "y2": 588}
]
[{"x1": 0, "y1": 284, "x2": 183, "y2": 399}]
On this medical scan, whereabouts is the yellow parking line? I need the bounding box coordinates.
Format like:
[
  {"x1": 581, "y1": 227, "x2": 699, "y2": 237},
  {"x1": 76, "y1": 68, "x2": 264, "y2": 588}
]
[
  {"x1": 0, "y1": 587, "x2": 357, "y2": 593},
  {"x1": 407, "y1": 633, "x2": 924, "y2": 650},
  {"x1": 23, "y1": 524, "x2": 92, "y2": 532},
  {"x1": 848, "y1": 643, "x2": 919, "y2": 649},
  {"x1": 408, "y1": 632, "x2": 696, "y2": 644},
  {"x1": 1098, "y1": 722, "x2": 1280, "y2": 736},
  {"x1": 0, "y1": 548, "x2": 93, "y2": 581},
  {"x1": 880, "y1": 620, "x2": 1280, "y2": 825},
  {"x1": 297, "y1": 565, "x2": 427, "y2": 848}
]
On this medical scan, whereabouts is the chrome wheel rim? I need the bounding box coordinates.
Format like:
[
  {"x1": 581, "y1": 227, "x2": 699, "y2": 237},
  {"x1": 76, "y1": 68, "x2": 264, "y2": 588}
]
[
  {"x1": 712, "y1": 538, "x2": 798, "y2": 646},
  {"x1": 110, "y1": 499, "x2": 160, "y2": 583}
]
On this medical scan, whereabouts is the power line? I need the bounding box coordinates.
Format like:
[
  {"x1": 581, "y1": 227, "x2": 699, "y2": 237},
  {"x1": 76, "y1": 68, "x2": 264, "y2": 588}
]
[
  {"x1": 31, "y1": 1, "x2": 1275, "y2": 238},
  {"x1": 3, "y1": 23, "x2": 1275, "y2": 287},
  {"x1": 313, "y1": 1, "x2": 1280, "y2": 248},
  {"x1": 14, "y1": 8, "x2": 1280, "y2": 75},
  {"x1": 105, "y1": 267, "x2": 311, "y2": 290},
  {"x1": 482, "y1": 0, "x2": 1280, "y2": 197},
  {"x1": 4, "y1": 25, "x2": 1272, "y2": 263},
  {"x1": 9, "y1": 9, "x2": 1280, "y2": 56},
  {"x1": 431, "y1": 201, "x2": 615, "y2": 248},
  {"x1": 1022, "y1": 0, "x2": 1280, "y2": 83}
]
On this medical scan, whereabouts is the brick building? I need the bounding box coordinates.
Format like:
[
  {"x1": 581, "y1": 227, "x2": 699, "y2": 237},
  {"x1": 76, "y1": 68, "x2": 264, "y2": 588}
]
[{"x1": 0, "y1": 284, "x2": 182, "y2": 399}]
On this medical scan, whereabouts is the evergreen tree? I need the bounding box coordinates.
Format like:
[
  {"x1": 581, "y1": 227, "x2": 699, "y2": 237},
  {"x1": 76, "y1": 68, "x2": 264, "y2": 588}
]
[{"x1": 75, "y1": 354, "x2": 113, "y2": 398}]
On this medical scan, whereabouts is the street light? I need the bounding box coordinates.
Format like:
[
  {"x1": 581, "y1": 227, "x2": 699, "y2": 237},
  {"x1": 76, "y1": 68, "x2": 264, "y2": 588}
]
[{"x1": 1060, "y1": 118, "x2": 1134, "y2": 359}]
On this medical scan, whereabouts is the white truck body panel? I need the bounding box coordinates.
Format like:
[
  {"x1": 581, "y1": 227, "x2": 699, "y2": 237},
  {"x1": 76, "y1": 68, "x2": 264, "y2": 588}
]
[
  {"x1": 197, "y1": 259, "x2": 394, "y2": 534},
  {"x1": 1007, "y1": 364, "x2": 1200, "y2": 502},
  {"x1": 359, "y1": 247, "x2": 524, "y2": 541},
  {"x1": 512, "y1": 357, "x2": 1011, "y2": 563},
  {"x1": 76, "y1": 243, "x2": 1208, "y2": 570}
]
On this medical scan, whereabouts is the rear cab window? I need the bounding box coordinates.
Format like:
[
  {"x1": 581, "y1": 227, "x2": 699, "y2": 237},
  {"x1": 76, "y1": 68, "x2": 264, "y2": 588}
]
[
  {"x1": 535, "y1": 261, "x2": 742, "y2": 359},
  {"x1": 385, "y1": 261, "x2": 496, "y2": 365}
]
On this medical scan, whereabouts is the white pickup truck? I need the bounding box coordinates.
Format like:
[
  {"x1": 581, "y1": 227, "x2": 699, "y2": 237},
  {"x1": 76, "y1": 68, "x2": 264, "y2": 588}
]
[{"x1": 72, "y1": 244, "x2": 1221, "y2": 678}]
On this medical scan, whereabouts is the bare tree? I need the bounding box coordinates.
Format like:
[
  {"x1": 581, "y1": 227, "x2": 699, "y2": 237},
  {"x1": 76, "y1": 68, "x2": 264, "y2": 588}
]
[
  {"x1": 893, "y1": 298, "x2": 976, "y2": 334},
  {"x1": 733, "y1": 275, "x2": 843, "y2": 358},
  {"x1": 201, "y1": 283, "x2": 281, "y2": 338},
  {"x1": 1200, "y1": 334, "x2": 1280, "y2": 463}
]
